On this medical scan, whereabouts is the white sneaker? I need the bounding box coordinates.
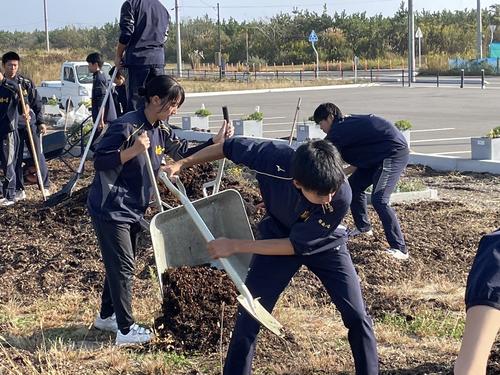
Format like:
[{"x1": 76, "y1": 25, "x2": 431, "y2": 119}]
[
  {"x1": 348, "y1": 228, "x2": 374, "y2": 237},
  {"x1": 94, "y1": 313, "x2": 118, "y2": 333},
  {"x1": 0, "y1": 198, "x2": 15, "y2": 207},
  {"x1": 43, "y1": 189, "x2": 51, "y2": 197},
  {"x1": 115, "y1": 323, "x2": 152, "y2": 346},
  {"x1": 15, "y1": 190, "x2": 26, "y2": 202},
  {"x1": 386, "y1": 248, "x2": 409, "y2": 260}
]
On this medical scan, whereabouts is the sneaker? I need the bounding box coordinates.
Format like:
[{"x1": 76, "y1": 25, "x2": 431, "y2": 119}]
[
  {"x1": 348, "y1": 228, "x2": 374, "y2": 238},
  {"x1": 94, "y1": 313, "x2": 118, "y2": 333},
  {"x1": 15, "y1": 190, "x2": 26, "y2": 202},
  {"x1": 43, "y1": 189, "x2": 51, "y2": 197},
  {"x1": 0, "y1": 198, "x2": 15, "y2": 207},
  {"x1": 386, "y1": 248, "x2": 409, "y2": 260},
  {"x1": 115, "y1": 323, "x2": 152, "y2": 346}
]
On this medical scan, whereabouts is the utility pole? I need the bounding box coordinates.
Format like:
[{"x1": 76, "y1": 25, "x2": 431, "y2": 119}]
[
  {"x1": 477, "y1": 0, "x2": 483, "y2": 59},
  {"x1": 246, "y1": 30, "x2": 249, "y2": 67},
  {"x1": 175, "y1": 0, "x2": 182, "y2": 77},
  {"x1": 43, "y1": 0, "x2": 50, "y2": 51},
  {"x1": 408, "y1": 0, "x2": 415, "y2": 85},
  {"x1": 217, "y1": 3, "x2": 222, "y2": 80}
]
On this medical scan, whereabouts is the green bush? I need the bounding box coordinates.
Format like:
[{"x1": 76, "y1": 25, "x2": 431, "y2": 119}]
[
  {"x1": 194, "y1": 108, "x2": 211, "y2": 117},
  {"x1": 486, "y1": 126, "x2": 500, "y2": 138},
  {"x1": 394, "y1": 120, "x2": 412, "y2": 131},
  {"x1": 245, "y1": 111, "x2": 264, "y2": 121},
  {"x1": 47, "y1": 97, "x2": 59, "y2": 106}
]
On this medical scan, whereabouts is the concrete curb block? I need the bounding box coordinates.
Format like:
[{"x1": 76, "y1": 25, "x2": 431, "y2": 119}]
[
  {"x1": 367, "y1": 188, "x2": 438, "y2": 205},
  {"x1": 409, "y1": 152, "x2": 500, "y2": 175}
]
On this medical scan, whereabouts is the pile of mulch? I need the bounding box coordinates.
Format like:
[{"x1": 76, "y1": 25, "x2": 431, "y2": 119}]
[{"x1": 154, "y1": 265, "x2": 238, "y2": 352}]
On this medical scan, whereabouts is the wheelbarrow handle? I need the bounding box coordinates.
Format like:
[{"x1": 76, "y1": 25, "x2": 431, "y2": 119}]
[
  {"x1": 158, "y1": 171, "x2": 256, "y2": 309},
  {"x1": 144, "y1": 151, "x2": 164, "y2": 212}
]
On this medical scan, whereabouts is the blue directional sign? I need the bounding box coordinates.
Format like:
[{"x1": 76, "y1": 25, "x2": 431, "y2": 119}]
[{"x1": 308, "y1": 30, "x2": 318, "y2": 43}]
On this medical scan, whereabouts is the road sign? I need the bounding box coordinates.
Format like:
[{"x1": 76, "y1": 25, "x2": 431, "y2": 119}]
[
  {"x1": 415, "y1": 27, "x2": 423, "y2": 39},
  {"x1": 308, "y1": 30, "x2": 318, "y2": 43}
]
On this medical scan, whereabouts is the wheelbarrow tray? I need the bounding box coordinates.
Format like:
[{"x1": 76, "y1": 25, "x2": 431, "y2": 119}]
[{"x1": 150, "y1": 188, "x2": 254, "y2": 292}]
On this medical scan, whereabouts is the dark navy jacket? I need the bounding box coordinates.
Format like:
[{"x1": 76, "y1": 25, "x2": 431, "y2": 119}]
[
  {"x1": 325, "y1": 114, "x2": 409, "y2": 169},
  {"x1": 223, "y1": 138, "x2": 352, "y2": 256},
  {"x1": 465, "y1": 229, "x2": 500, "y2": 310},
  {"x1": 119, "y1": 0, "x2": 170, "y2": 66},
  {"x1": 0, "y1": 78, "x2": 19, "y2": 136},
  {"x1": 91, "y1": 70, "x2": 108, "y2": 122},
  {"x1": 16, "y1": 74, "x2": 43, "y2": 129},
  {"x1": 87, "y1": 110, "x2": 213, "y2": 222}
]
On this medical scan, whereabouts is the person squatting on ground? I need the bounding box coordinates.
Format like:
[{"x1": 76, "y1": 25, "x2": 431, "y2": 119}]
[
  {"x1": 1, "y1": 51, "x2": 50, "y2": 203},
  {"x1": 454, "y1": 229, "x2": 500, "y2": 375},
  {"x1": 314, "y1": 102, "x2": 410, "y2": 260},
  {"x1": 166, "y1": 138, "x2": 379, "y2": 375},
  {"x1": 87, "y1": 75, "x2": 234, "y2": 345},
  {"x1": 0, "y1": 71, "x2": 20, "y2": 206},
  {"x1": 86, "y1": 52, "x2": 117, "y2": 147},
  {"x1": 115, "y1": 0, "x2": 170, "y2": 112}
]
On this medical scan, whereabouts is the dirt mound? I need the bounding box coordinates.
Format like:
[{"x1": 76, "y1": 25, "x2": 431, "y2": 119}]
[{"x1": 154, "y1": 265, "x2": 238, "y2": 352}]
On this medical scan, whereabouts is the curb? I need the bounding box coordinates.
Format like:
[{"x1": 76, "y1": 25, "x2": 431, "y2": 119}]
[
  {"x1": 366, "y1": 188, "x2": 439, "y2": 205},
  {"x1": 409, "y1": 153, "x2": 500, "y2": 175}
]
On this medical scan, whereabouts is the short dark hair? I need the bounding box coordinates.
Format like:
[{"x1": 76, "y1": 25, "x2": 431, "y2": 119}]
[
  {"x1": 2, "y1": 51, "x2": 20, "y2": 65},
  {"x1": 313, "y1": 102, "x2": 344, "y2": 124},
  {"x1": 139, "y1": 75, "x2": 185, "y2": 108},
  {"x1": 291, "y1": 140, "x2": 345, "y2": 195},
  {"x1": 86, "y1": 52, "x2": 103, "y2": 68}
]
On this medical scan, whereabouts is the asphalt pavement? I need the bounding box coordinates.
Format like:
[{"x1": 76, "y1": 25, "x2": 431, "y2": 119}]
[{"x1": 169, "y1": 84, "x2": 500, "y2": 157}]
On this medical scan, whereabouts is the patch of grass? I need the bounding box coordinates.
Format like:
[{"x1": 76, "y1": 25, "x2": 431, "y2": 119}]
[
  {"x1": 396, "y1": 179, "x2": 427, "y2": 193},
  {"x1": 379, "y1": 310, "x2": 465, "y2": 340}
]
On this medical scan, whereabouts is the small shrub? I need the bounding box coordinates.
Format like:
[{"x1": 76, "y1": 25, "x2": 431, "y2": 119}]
[
  {"x1": 486, "y1": 126, "x2": 500, "y2": 138},
  {"x1": 78, "y1": 99, "x2": 92, "y2": 109},
  {"x1": 245, "y1": 111, "x2": 264, "y2": 121},
  {"x1": 394, "y1": 120, "x2": 412, "y2": 131},
  {"x1": 308, "y1": 115, "x2": 315, "y2": 122},
  {"x1": 194, "y1": 108, "x2": 211, "y2": 117},
  {"x1": 47, "y1": 97, "x2": 59, "y2": 106}
]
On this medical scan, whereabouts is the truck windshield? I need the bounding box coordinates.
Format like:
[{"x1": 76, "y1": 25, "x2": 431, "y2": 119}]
[{"x1": 76, "y1": 64, "x2": 112, "y2": 84}]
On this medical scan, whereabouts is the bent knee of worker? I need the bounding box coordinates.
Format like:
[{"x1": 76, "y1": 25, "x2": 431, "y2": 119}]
[
  {"x1": 341, "y1": 309, "x2": 373, "y2": 330},
  {"x1": 371, "y1": 194, "x2": 391, "y2": 209}
]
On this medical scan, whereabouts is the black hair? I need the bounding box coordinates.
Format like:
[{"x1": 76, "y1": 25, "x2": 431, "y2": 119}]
[
  {"x1": 109, "y1": 66, "x2": 124, "y2": 80},
  {"x1": 138, "y1": 75, "x2": 185, "y2": 110},
  {"x1": 313, "y1": 102, "x2": 344, "y2": 124},
  {"x1": 2, "y1": 51, "x2": 20, "y2": 64},
  {"x1": 86, "y1": 52, "x2": 103, "y2": 68},
  {"x1": 291, "y1": 140, "x2": 345, "y2": 195}
]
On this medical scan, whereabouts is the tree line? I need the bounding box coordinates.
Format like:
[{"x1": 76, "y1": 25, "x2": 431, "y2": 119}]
[{"x1": 1, "y1": 2, "x2": 499, "y2": 66}]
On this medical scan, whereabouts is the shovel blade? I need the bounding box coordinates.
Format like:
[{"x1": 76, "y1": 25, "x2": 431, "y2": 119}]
[
  {"x1": 43, "y1": 173, "x2": 79, "y2": 207},
  {"x1": 237, "y1": 295, "x2": 284, "y2": 338}
]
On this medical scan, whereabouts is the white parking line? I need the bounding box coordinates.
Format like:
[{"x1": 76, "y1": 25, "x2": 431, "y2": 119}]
[
  {"x1": 431, "y1": 150, "x2": 471, "y2": 155},
  {"x1": 411, "y1": 136, "x2": 473, "y2": 143},
  {"x1": 410, "y1": 128, "x2": 455, "y2": 133}
]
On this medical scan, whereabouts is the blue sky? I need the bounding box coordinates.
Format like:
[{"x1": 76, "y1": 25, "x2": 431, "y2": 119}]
[{"x1": 4, "y1": 0, "x2": 499, "y2": 31}]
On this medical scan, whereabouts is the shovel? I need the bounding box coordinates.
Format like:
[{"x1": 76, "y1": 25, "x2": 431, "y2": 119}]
[
  {"x1": 158, "y1": 172, "x2": 284, "y2": 337},
  {"x1": 45, "y1": 67, "x2": 118, "y2": 207}
]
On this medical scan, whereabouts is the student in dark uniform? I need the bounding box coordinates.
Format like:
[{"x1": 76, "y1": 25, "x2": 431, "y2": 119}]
[
  {"x1": 0, "y1": 73, "x2": 19, "y2": 206},
  {"x1": 87, "y1": 75, "x2": 233, "y2": 346},
  {"x1": 314, "y1": 102, "x2": 410, "y2": 260},
  {"x1": 1, "y1": 51, "x2": 50, "y2": 200},
  {"x1": 86, "y1": 53, "x2": 116, "y2": 135},
  {"x1": 166, "y1": 138, "x2": 379, "y2": 375},
  {"x1": 17, "y1": 106, "x2": 51, "y2": 198},
  {"x1": 114, "y1": 0, "x2": 170, "y2": 112},
  {"x1": 455, "y1": 229, "x2": 500, "y2": 375},
  {"x1": 109, "y1": 66, "x2": 128, "y2": 117}
]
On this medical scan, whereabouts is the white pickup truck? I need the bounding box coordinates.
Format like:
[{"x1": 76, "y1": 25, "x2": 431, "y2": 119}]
[{"x1": 38, "y1": 61, "x2": 111, "y2": 109}]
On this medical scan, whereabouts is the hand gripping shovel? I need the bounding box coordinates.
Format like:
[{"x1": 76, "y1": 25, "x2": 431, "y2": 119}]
[
  {"x1": 158, "y1": 172, "x2": 284, "y2": 337},
  {"x1": 45, "y1": 67, "x2": 118, "y2": 207}
]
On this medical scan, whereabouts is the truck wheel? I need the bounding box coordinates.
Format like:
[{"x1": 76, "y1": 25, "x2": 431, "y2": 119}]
[{"x1": 41, "y1": 97, "x2": 48, "y2": 105}]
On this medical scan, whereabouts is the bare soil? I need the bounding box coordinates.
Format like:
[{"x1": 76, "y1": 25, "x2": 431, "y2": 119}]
[{"x1": 1, "y1": 160, "x2": 499, "y2": 374}]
